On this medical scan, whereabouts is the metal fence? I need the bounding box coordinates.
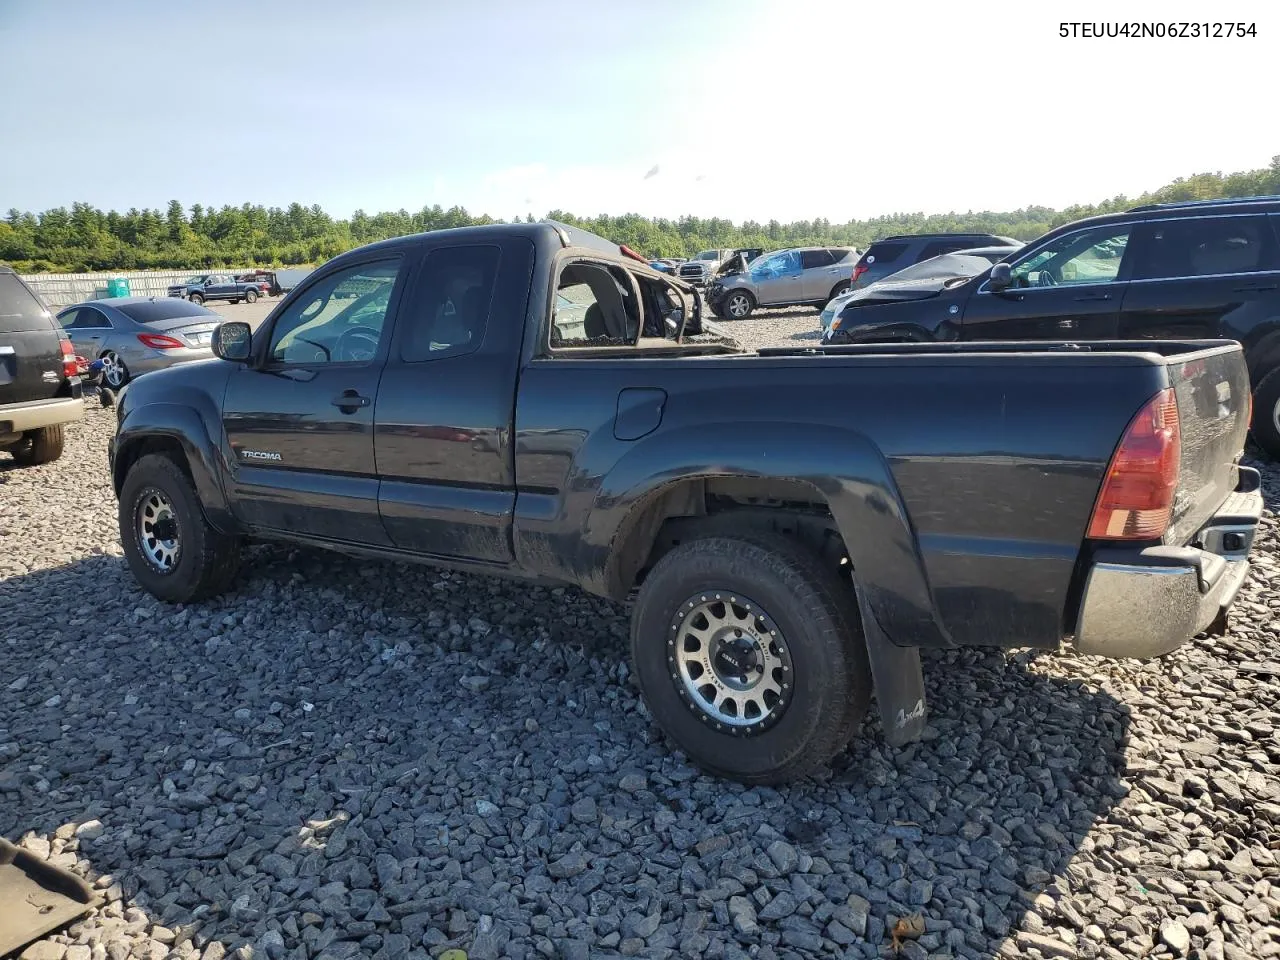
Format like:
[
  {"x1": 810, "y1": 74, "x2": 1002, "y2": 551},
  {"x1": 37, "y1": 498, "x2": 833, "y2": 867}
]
[{"x1": 18, "y1": 270, "x2": 258, "y2": 306}]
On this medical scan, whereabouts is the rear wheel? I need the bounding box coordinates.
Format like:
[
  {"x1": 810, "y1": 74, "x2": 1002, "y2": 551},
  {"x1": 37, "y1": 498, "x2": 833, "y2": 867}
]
[
  {"x1": 1251, "y1": 368, "x2": 1280, "y2": 459},
  {"x1": 822, "y1": 280, "x2": 851, "y2": 310},
  {"x1": 630, "y1": 533, "x2": 871, "y2": 784},
  {"x1": 723, "y1": 290, "x2": 755, "y2": 320},
  {"x1": 9, "y1": 425, "x2": 65, "y2": 466},
  {"x1": 100, "y1": 350, "x2": 129, "y2": 389},
  {"x1": 245, "y1": 289, "x2": 258, "y2": 304},
  {"x1": 119, "y1": 453, "x2": 241, "y2": 602}
]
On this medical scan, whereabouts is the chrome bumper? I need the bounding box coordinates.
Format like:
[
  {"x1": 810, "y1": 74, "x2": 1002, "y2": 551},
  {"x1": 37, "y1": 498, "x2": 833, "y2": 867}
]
[
  {"x1": 0, "y1": 396, "x2": 83, "y2": 438},
  {"x1": 1073, "y1": 470, "x2": 1263, "y2": 659}
]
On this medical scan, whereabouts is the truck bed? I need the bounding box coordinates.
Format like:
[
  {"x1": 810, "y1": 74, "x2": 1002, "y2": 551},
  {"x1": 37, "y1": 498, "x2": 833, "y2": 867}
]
[{"x1": 513, "y1": 338, "x2": 1250, "y2": 654}]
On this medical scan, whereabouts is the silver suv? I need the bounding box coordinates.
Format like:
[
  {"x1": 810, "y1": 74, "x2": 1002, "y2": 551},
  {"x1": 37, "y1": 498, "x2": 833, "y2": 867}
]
[{"x1": 707, "y1": 247, "x2": 858, "y2": 320}]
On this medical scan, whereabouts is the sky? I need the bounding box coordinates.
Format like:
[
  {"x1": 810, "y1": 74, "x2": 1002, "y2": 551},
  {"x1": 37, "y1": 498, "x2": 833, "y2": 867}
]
[{"x1": 1, "y1": 0, "x2": 1276, "y2": 224}]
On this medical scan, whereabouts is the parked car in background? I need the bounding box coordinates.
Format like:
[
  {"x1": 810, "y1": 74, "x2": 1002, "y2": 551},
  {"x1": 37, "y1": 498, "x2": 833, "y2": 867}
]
[
  {"x1": 235, "y1": 273, "x2": 272, "y2": 294},
  {"x1": 108, "y1": 220, "x2": 1261, "y2": 784},
  {"x1": 822, "y1": 196, "x2": 1280, "y2": 457},
  {"x1": 820, "y1": 245, "x2": 1021, "y2": 331},
  {"x1": 648, "y1": 258, "x2": 683, "y2": 275},
  {"x1": 850, "y1": 232, "x2": 1021, "y2": 291},
  {"x1": 0, "y1": 266, "x2": 82, "y2": 465},
  {"x1": 234, "y1": 268, "x2": 314, "y2": 297},
  {"x1": 56, "y1": 297, "x2": 222, "y2": 388},
  {"x1": 708, "y1": 247, "x2": 859, "y2": 319},
  {"x1": 165, "y1": 274, "x2": 262, "y2": 304},
  {"x1": 676, "y1": 249, "x2": 738, "y2": 286}
]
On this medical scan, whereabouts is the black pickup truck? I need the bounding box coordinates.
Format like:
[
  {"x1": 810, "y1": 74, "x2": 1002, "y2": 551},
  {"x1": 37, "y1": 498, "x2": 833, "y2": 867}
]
[
  {"x1": 166, "y1": 274, "x2": 262, "y2": 305},
  {"x1": 109, "y1": 221, "x2": 1262, "y2": 784}
]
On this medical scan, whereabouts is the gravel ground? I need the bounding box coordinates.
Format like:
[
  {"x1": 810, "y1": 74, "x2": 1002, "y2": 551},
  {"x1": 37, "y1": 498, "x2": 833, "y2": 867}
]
[{"x1": 2, "y1": 308, "x2": 1278, "y2": 960}]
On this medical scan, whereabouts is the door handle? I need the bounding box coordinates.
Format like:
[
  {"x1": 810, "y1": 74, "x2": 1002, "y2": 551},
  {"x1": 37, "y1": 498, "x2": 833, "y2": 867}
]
[
  {"x1": 1072, "y1": 293, "x2": 1112, "y2": 302},
  {"x1": 331, "y1": 390, "x2": 371, "y2": 411}
]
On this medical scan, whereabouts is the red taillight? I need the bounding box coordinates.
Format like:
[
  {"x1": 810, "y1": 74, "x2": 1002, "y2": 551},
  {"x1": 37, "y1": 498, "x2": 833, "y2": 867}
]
[
  {"x1": 137, "y1": 333, "x2": 186, "y2": 350},
  {"x1": 59, "y1": 338, "x2": 77, "y2": 379},
  {"x1": 852, "y1": 263, "x2": 868, "y2": 283},
  {"x1": 1087, "y1": 388, "x2": 1180, "y2": 540}
]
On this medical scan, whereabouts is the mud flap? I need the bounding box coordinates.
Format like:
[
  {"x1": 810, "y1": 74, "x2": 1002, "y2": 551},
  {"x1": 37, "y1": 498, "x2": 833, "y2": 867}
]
[
  {"x1": 0, "y1": 838, "x2": 98, "y2": 956},
  {"x1": 856, "y1": 592, "x2": 928, "y2": 746}
]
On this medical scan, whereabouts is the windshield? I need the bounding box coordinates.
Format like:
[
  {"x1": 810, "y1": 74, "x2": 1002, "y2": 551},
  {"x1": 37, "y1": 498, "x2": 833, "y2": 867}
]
[
  {"x1": 886, "y1": 254, "x2": 992, "y2": 283},
  {"x1": 184, "y1": 275, "x2": 207, "y2": 284},
  {"x1": 694, "y1": 251, "x2": 720, "y2": 261}
]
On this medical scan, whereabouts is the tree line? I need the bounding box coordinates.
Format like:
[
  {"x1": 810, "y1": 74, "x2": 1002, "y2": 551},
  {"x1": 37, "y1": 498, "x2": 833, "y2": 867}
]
[{"x1": 3, "y1": 156, "x2": 1278, "y2": 274}]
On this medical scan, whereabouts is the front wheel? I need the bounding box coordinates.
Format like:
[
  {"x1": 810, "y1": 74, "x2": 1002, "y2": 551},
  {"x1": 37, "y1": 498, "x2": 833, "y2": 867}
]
[
  {"x1": 188, "y1": 293, "x2": 205, "y2": 304},
  {"x1": 630, "y1": 533, "x2": 871, "y2": 784},
  {"x1": 722, "y1": 290, "x2": 755, "y2": 320},
  {"x1": 1251, "y1": 369, "x2": 1280, "y2": 459},
  {"x1": 119, "y1": 453, "x2": 242, "y2": 602}
]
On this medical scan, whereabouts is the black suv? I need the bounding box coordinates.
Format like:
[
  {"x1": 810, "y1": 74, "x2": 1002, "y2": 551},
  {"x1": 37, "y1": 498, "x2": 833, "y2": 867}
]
[
  {"x1": 823, "y1": 196, "x2": 1280, "y2": 456},
  {"x1": 850, "y1": 232, "x2": 1020, "y2": 290},
  {"x1": 0, "y1": 266, "x2": 83, "y2": 465}
]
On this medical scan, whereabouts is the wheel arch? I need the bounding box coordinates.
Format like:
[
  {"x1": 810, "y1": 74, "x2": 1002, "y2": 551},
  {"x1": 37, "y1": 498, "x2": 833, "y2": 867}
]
[
  {"x1": 590, "y1": 422, "x2": 951, "y2": 650},
  {"x1": 113, "y1": 402, "x2": 236, "y2": 533}
]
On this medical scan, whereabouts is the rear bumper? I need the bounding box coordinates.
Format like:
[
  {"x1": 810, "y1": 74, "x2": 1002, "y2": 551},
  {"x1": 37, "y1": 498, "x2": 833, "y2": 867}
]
[
  {"x1": 1073, "y1": 468, "x2": 1263, "y2": 659},
  {"x1": 0, "y1": 396, "x2": 84, "y2": 437}
]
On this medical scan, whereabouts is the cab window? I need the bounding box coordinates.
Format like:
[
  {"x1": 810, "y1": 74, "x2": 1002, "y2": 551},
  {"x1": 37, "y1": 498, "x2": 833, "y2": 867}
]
[
  {"x1": 550, "y1": 262, "x2": 638, "y2": 347},
  {"x1": 1009, "y1": 226, "x2": 1131, "y2": 288},
  {"x1": 1132, "y1": 215, "x2": 1280, "y2": 280},
  {"x1": 268, "y1": 258, "x2": 402, "y2": 365},
  {"x1": 749, "y1": 250, "x2": 801, "y2": 280}
]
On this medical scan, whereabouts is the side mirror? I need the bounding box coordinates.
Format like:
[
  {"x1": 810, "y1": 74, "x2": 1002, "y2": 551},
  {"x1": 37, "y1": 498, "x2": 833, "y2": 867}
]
[
  {"x1": 212, "y1": 321, "x2": 252, "y2": 362},
  {"x1": 988, "y1": 262, "x2": 1013, "y2": 291}
]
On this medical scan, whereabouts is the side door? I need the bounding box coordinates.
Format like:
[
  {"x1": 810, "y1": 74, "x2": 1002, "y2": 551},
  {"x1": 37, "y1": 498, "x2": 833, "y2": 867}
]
[
  {"x1": 57, "y1": 305, "x2": 113, "y2": 360},
  {"x1": 751, "y1": 250, "x2": 803, "y2": 304},
  {"x1": 205, "y1": 275, "x2": 236, "y2": 300},
  {"x1": 960, "y1": 222, "x2": 1133, "y2": 340},
  {"x1": 1120, "y1": 214, "x2": 1280, "y2": 343},
  {"x1": 220, "y1": 255, "x2": 410, "y2": 543},
  {"x1": 799, "y1": 248, "x2": 839, "y2": 299},
  {"x1": 375, "y1": 238, "x2": 534, "y2": 563}
]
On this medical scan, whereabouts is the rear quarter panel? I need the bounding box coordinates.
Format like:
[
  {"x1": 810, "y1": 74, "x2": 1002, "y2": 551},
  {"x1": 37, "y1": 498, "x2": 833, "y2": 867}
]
[{"x1": 513, "y1": 352, "x2": 1169, "y2": 651}]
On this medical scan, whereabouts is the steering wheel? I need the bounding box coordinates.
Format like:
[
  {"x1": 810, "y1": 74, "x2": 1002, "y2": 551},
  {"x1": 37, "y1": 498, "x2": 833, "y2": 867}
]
[
  {"x1": 1036, "y1": 269, "x2": 1058, "y2": 287},
  {"x1": 335, "y1": 326, "x2": 380, "y2": 362}
]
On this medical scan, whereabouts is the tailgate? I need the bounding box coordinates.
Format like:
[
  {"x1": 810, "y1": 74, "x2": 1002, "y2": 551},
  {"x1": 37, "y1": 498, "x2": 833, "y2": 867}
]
[
  {"x1": 1165, "y1": 344, "x2": 1252, "y2": 546},
  {"x1": 0, "y1": 273, "x2": 65, "y2": 406}
]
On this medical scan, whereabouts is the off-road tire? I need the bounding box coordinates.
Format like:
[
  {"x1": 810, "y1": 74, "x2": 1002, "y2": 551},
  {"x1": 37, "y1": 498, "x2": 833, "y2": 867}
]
[
  {"x1": 9, "y1": 425, "x2": 65, "y2": 466},
  {"x1": 630, "y1": 533, "x2": 871, "y2": 784},
  {"x1": 1252, "y1": 369, "x2": 1280, "y2": 460},
  {"x1": 119, "y1": 453, "x2": 241, "y2": 603}
]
